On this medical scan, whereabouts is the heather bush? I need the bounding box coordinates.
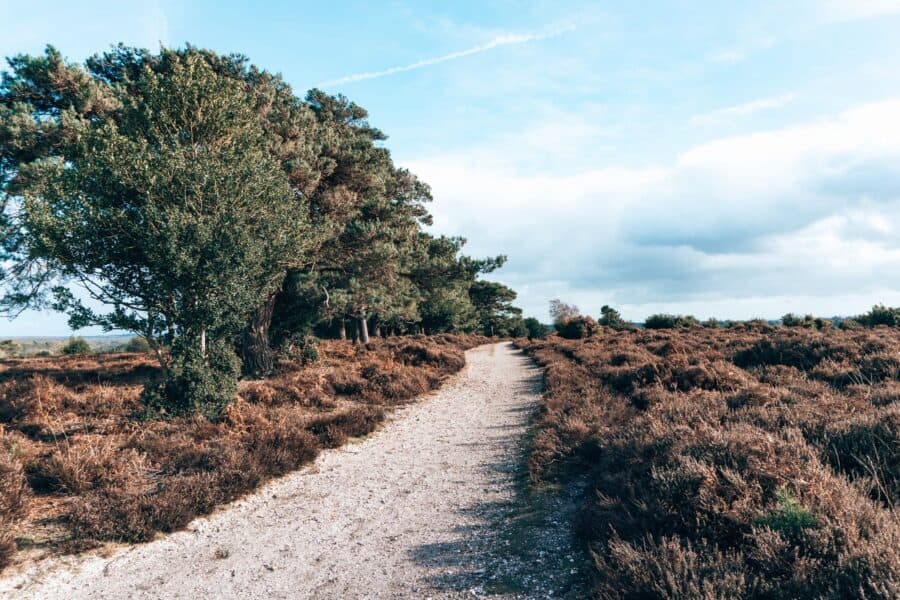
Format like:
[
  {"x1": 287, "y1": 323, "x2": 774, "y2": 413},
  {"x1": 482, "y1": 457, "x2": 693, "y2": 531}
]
[
  {"x1": 0, "y1": 334, "x2": 482, "y2": 564},
  {"x1": 557, "y1": 316, "x2": 600, "y2": 339},
  {"x1": 0, "y1": 439, "x2": 30, "y2": 569},
  {"x1": 519, "y1": 327, "x2": 900, "y2": 597}
]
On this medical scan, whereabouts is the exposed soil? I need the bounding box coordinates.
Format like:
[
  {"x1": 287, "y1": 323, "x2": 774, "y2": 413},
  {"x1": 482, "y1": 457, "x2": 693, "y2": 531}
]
[{"x1": 1, "y1": 342, "x2": 587, "y2": 599}]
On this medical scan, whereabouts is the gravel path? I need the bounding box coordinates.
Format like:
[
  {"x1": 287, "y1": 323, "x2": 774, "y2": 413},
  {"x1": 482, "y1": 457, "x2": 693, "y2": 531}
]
[{"x1": 1, "y1": 342, "x2": 588, "y2": 599}]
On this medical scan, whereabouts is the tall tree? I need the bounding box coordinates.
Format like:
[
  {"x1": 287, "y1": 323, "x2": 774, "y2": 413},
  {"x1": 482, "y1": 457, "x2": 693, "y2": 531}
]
[
  {"x1": 2, "y1": 47, "x2": 310, "y2": 416},
  {"x1": 469, "y1": 280, "x2": 523, "y2": 336},
  {"x1": 76, "y1": 45, "x2": 329, "y2": 376}
]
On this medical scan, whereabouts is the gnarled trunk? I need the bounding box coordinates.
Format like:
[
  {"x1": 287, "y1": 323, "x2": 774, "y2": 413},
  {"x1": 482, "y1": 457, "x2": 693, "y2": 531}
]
[{"x1": 241, "y1": 292, "x2": 277, "y2": 377}]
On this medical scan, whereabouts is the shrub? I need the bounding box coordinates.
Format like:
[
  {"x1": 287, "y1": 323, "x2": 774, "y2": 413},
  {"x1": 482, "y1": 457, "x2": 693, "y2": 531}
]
[
  {"x1": 0, "y1": 340, "x2": 20, "y2": 358},
  {"x1": 755, "y1": 487, "x2": 818, "y2": 540},
  {"x1": 122, "y1": 337, "x2": 152, "y2": 353},
  {"x1": 523, "y1": 317, "x2": 549, "y2": 340},
  {"x1": 858, "y1": 304, "x2": 900, "y2": 327},
  {"x1": 141, "y1": 338, "x2": 240, "y2": 420},
  {"x1": 61, "y1": 337, "x2": 92, "y2": 355},
  {"x1": 782, "y1": 313, "x2": 833, "y2": 330},
  {"x1": 644, "y1": 313, "x2": 699, "y2": 329},
  {"x1": 506, "y1": 318, "x2": 529, "y2": 338},
  {"x1": 279, "y1": 334, "x2": 319, "y2": 365},
  {"x1": 599, "y1": 305, "x2": 632, "y2": 330},
  {"x1": 557, "y1": 315, "x2": 600, "y2": 339},
  {"x1": 839, "y1": 318, "x2": 863, "y2": 330},
  {"x1": 781, "y1": 313, "x2": 806, "y2": 327}
]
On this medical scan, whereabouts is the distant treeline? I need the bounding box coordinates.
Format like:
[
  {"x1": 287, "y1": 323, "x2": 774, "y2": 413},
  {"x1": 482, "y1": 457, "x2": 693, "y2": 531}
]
[
  {"x1": 0, "y1": 45, "x2": 525, "y2": 416},
  {"x1": 541, "y1": 300, "x2": 900, "y2": 339}
]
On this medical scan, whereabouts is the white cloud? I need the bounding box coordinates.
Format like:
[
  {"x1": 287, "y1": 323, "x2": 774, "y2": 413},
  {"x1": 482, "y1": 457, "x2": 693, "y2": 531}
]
[
  {"x1": 315, "y1": 24, "x2": 575, "y2": 87},
  {"x1": 823, "y1": 0, "x2": 900, "y2": 22},
  {"x1": 690, "y1": 93, "x2": 796, "y2": 126},
  {"x1": 408, "y1": 99, "x2": 900, "y2": 320}
]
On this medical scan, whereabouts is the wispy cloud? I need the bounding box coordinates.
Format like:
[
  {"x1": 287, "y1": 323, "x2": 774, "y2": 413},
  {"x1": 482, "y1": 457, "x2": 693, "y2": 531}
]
[
  {"x1": 315, "y1": 24, "x2": 575, "y2": 87},
  {"x1": 707, "y1": 36, "x2": 776, "y2": 66},
  {"x1": 690, "y1": 93, "x2": 797, "y2": 126}
]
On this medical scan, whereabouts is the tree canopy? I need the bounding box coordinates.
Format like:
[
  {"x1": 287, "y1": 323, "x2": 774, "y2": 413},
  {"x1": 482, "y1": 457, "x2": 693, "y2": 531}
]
[{"x1": 0, "y1": 44, "x2": 524, "y2": 417}]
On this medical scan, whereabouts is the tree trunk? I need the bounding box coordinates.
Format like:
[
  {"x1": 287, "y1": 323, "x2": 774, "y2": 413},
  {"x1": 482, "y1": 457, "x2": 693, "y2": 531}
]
[
  {"x1": 373, "y1": 324, "x2": 381, "y2": 338},
  {"x1": 352, "y1": 319, "x2": 359, "y2": 344},
  {"x1": 241, "y1": 292, "x2": 277, "y2": 377},
  {"x1": 200, "y1": 327, "x2": 207, "y2": 358},
  {"x1": 338, "y1": 318, "x2": 347, "y2": 340},
  {"x1": 358, "y1": 309, "x2": 370, "y2": 345}
]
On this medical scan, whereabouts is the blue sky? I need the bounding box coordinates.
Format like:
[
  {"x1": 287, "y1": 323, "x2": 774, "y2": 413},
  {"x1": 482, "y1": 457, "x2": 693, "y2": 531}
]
[{"x1": 2, "y1": 0, "x2": 900, "y2": 334}]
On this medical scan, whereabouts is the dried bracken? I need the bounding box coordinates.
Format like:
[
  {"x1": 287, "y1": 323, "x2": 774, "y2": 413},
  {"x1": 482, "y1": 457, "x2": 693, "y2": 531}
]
[
  {"x1": 0, "y1": 334, "x2": 486, "y2": 569},
  {"x1": 519, "y1": 326, "x2": 900, "y2": 598}
]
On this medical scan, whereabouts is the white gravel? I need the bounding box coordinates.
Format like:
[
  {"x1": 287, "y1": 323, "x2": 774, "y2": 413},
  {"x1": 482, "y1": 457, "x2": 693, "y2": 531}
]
[{"x1": 0, "y1": 342, "x2": 587, "y2": 599}]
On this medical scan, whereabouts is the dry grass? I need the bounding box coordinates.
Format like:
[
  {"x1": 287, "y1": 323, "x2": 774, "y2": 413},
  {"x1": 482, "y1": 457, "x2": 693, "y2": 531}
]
[
  {"x1": 0, "y1": 334, "x2": 486, "y2": 570},
  {"x1": 519, "y1": 326, "x2": 900, "y2": 598}
]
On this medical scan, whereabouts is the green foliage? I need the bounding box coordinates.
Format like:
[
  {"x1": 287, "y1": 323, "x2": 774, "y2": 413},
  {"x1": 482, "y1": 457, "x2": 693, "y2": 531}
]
[
  {"x1": 3, "y1": 47, "x2": 312, "y2": 415},
  {"x1": 141, "y1": 338, "x2": 240, "y2": 420},
  {"x1": 1, "y1": 44, "x2": 524, "y2": 415},
  {"x1": 523, "y1": 317, "x2": 549, "y2": 340},
  {"x1": 121, "y1": 337, "x2": 151, "y2": 353},
  {"x1": 701, "y1": 318, "x2": 722, "y2": 328},
  {"x1": 780, "y1": 313, "x2": 805, "y2": 327},
  {"x1": 756, "y1": 487, "x2": 818, "y2": 540},
  {"x1": 644, "y1": 314, "x2": 700, "y2": 329},
  {"x1": 279, "y1": 333, "x2": 319, "y2": 365},
  {"x1": 857, "y1": 304, "x2": 900, "y2": 327},
  {"x1": 469, "y1": 279, "x2": 522, "y2": 337},
  {"x1": 839, "y1": 318, "x2": 862, "y2": 330},
  {"x1": 506, "y1": 318, "x2": 529, "y2": 338},
  {"x1": 61, "y1": 337, "x2": 91, "y2": 355},
  {"x1": 781, "y1": 313, "x2": 833, "y2": 330},
  {"x1": 598, "y1": 305, "x2": 632, "y2": 330}
]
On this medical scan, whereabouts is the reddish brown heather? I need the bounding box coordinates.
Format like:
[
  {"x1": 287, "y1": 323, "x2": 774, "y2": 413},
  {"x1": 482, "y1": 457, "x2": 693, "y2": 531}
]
[
  {"x1": 519, "y1": 326, "x2": 900, "y2": 598},
  {"x1": 0, "y1": 334, "x2": 487, "y2": 570}
]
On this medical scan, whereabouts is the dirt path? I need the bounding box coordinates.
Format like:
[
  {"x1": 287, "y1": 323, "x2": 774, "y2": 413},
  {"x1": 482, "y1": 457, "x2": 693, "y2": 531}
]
[{"x1": 1, "y1": 342, "x2": 587, "y2": 599}]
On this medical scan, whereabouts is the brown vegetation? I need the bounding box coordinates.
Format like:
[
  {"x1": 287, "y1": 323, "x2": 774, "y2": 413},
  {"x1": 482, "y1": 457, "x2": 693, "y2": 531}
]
[
  {"x1": 0, "y1": 334, "x2": 486, "y2": 570},
  {"x1": 519, "y1": 326, "x2": 900, "y2": 598}
]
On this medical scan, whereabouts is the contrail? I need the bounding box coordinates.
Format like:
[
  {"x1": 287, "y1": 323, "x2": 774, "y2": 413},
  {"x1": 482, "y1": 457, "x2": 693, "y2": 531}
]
[{"x1": 315, "y1": 24, "x2": 576, "y2": 87}]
